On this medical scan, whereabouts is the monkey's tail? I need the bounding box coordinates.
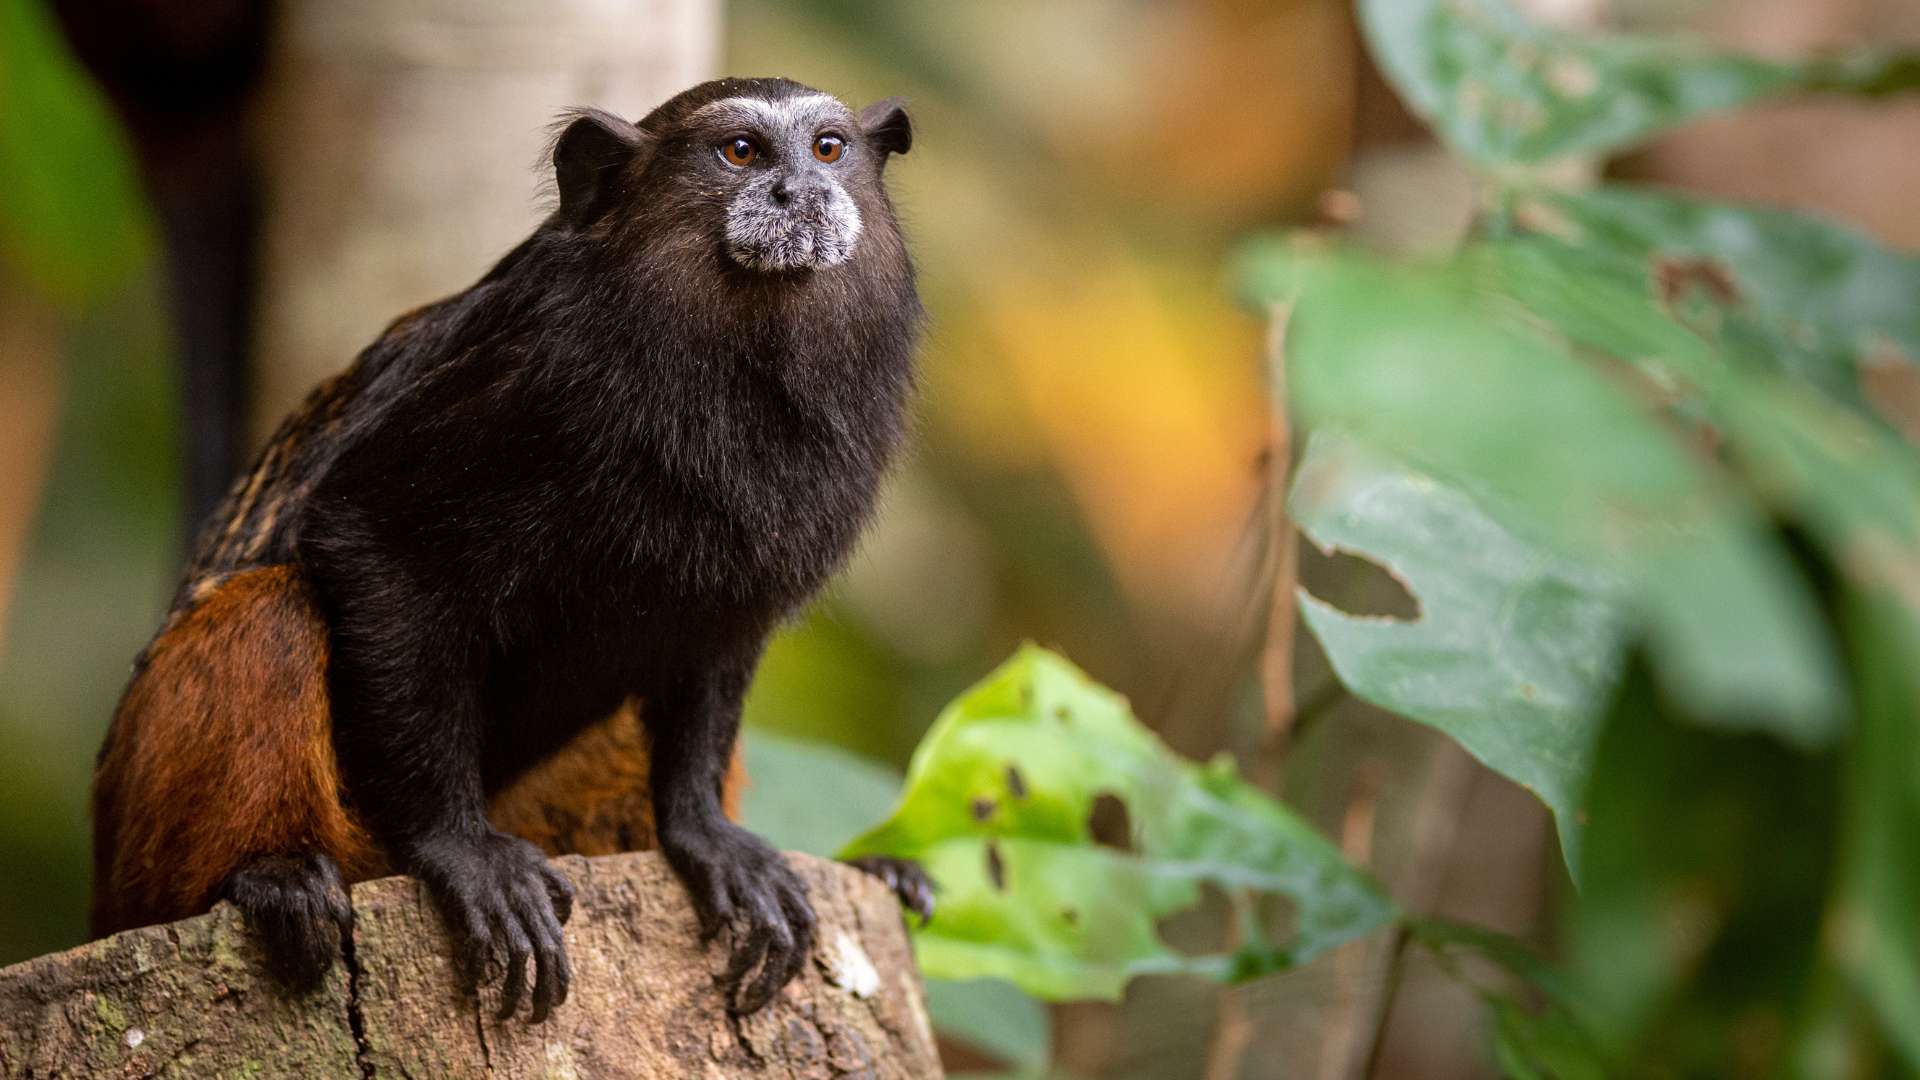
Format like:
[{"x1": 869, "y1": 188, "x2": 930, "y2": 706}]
[{"x1": 90, "y1": 566, "x2": 384, "y2": 947}]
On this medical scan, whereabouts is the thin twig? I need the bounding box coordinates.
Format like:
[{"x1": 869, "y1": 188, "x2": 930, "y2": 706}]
[
  {"x1": 1201, "y1": 916, "x2": 1255, "y2": 1080},
  {"x1": 1286, "y1": 678, "x2": 1352, "y2": 755},
  {"x1": 1316, "y1": 765, "x2": 1384, "y2": 1080},
  {"x1": 1201, "y1": 303, "x2": 1297, "y2": 1080},
  {"x1": 1355, "y1": 748, "x2": 1481, "y2": 1076},
  {"x1": 1256, "y1": 302, "x2": 1300, "y2": 778},
  {"x1": 1358, "y1": 927, "x2": 1415, "y2": 1080}
]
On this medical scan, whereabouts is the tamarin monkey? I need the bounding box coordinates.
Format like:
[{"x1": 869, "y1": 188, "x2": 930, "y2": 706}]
[{"x1": 90, "y1": 78, "x2": 934, "y2": 1021}]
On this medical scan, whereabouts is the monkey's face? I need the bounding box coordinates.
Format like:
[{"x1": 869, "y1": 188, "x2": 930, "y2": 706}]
[
  {"x1": 552, "y1": 81, "x2": 913, "y2": 277},
  {"x1": 664, "y1": 92, "x2": 875, "y2": 272},
  {"x1": 696, "y1": 94, "x2": 869, "y2": 273}
]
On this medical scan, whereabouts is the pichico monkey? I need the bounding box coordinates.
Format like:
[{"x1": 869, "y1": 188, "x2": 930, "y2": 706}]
[{"x1": 90, "y1": 78, "x2": 933, "y2": 1021}]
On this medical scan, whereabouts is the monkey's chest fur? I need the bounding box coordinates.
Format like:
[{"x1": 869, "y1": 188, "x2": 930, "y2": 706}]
[{"x1": 184, "y1": 256, "x2": 918, "y2": 789}]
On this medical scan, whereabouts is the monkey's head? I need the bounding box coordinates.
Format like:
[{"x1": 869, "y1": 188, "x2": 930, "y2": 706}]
[{"x1": 550, "y1": 78, "x2": 913, "y2": 276}]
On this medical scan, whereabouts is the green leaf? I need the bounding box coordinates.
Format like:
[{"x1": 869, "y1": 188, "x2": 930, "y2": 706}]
[
  {"x1": 1241, "y1": 239, "x2": 1843, "y2": 744},
  {"x1": 1359, "y1": 0, "x2": 1920, "y2": 165},
  {"x1": 1445, "y1": 240, "x2": 1920, "y2": 1066},
  {"x1": 1512, "y1": 184, "x2": 1920, "y2": 409},
  {"x1": 1290, "y1": 432, "x2": 1624, "y2": 877},
  {"x1": 743, "y1": 729, "x2": 906, "y2": 858},
  {"x1": 1565, "y1": 661, "x2": 1839, "y2": 1069},
  {"x1": 1486, "y1": 238, "x2": 1920, "y2": 627},
  {"x1": 0, "y1": 0, "x2": 152, "y2": 306},
  {"x1": 922, "y1": 977, "x2": 1053, "y2": 1073},
  {"x1": 1828, "y1": 592, "x2": 1920, "y2": 1069},
  {"x1": 842, "y1": 645, "x2": 1396, "y2": 1001},
  {"x1": 1489, "y1": 995, "x2": 1609, "y2": 1080},
  {"x1": 1409, "y1": 919, "x2": 1611, "y2": 1078}
]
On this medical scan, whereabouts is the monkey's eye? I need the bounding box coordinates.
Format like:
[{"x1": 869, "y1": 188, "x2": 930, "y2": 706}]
[
  {"x1": 720, "y1": 137, "x2": 759, "y2": 167},
  {"x1": 813, "y1": 135, "x2": 845, "y2": 163}
]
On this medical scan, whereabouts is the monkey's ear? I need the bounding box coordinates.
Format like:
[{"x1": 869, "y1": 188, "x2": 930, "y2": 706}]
[
  {"x1": 860, "y1": 98, "x2": 912, "y2": 159},
  {"x1": 553, "y1": 108, "x2": 648, "y2": 226}
]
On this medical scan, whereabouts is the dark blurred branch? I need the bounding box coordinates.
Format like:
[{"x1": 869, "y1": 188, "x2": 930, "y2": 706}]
[{"x1": 52, "y1": 0, "x2": 271, "y2": 537}]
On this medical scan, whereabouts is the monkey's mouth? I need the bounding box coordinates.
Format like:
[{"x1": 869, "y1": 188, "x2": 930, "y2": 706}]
[{"x1": 725, "y1": 191, "x2": 864, "y2": 273}]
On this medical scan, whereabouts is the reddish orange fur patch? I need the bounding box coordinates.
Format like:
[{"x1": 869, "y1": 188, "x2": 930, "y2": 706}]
[
  {"x1": 90, "y1": 566, "x2": 381, "y2": 937},
  {"x1": 91, "y1": 566, "x2": 750, "y2": 939},
  {"x1": 488, "y1": 699, "x2": 748, "y2": 857}
]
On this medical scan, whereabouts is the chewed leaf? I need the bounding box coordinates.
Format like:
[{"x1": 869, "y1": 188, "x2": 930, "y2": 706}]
[
  {"x1": 841, "y1": 646, "x2": 1396, "y2": 1001},
  {"x1": 1486, "y1": 239, "x2": 1920, "y2": 624},
  {"x1": 1515, "y1": 184, "x2": 1920, "y2": 410},
  {"x1": 1361, "y1": 0, "x2": 1920, "y2": 165},
  {"x1": 1291, "y1": 433, "x2": 1625, "y2": 875},
  {"x1": 1239, "y1": 239, "x2": 1843, "y2": 744}
]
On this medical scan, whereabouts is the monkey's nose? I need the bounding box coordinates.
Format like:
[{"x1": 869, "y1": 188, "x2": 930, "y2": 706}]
[{"x1": 770, "y1": 178, "x2": 791, "y2": 206}]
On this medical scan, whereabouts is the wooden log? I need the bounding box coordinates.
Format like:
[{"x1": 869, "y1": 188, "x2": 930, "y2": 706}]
[{"x1": 0, "y1": 852, "x2": 942, "y2": 1078}]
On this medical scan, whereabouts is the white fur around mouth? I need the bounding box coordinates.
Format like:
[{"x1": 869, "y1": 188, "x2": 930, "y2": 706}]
[{"x1": 725, "y1": 187, "x2": 864, "y2": 272}]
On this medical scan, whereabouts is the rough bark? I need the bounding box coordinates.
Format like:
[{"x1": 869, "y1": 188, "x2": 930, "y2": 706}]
[{"x1": 0, "y1": 852, "x2": 942, "y2": 1078}]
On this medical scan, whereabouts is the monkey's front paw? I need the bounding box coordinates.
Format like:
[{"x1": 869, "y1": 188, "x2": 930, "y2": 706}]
[
  {"x1": 411, "y1": 831, "x2": 575, "y2": 1022},
  {"x1": 661, "y1": 822, "x2": 817, "y2": 1015}
]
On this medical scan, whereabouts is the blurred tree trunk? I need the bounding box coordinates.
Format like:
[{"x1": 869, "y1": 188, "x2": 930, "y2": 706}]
[{"x1": 251, "y1": 0, "x2": 718, "y2": 429}]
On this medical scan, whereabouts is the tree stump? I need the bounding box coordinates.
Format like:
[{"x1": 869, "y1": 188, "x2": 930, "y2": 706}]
[{"x1": 0, "y1": 852, "x2": 942, "y2": 1078}]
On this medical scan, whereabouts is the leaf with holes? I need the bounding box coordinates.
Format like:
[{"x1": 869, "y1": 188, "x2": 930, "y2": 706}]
[
  {"x1": 1291, "y1": 432, "x2": 1626, "y2": 875},
  {"x1": 1483, "y1": 237, "x2": 1920, "y2": 623},
  {"x1": 840, "y1": 645, "x2": 1396, "y2": 1001},
  {"x1": 1360, "y1": 0, "x2": 1920, "y2": 166},
  {"x1": 1510, "y1": 184, "x2": 1920, "y2": 410},
  {"x1": 1240, "y1": 239, "x2": 1842, "y2": 744}
]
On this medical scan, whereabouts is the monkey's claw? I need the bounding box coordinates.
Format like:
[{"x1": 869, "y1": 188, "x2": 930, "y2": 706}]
[
  {"x1": 412, "y1": 831, "x2": 575, "y2": 1023},
  {"x1": 844, "y1": 855, "x2": 935, "y2": 925},
  {"x1": 662, "y1": 821, "x2": 817, "y2": 1015}
]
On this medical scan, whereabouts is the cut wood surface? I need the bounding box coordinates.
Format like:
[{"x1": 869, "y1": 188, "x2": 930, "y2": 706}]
[{"x1": 0, "y1": 852, "x2": 941, "y2": 1078}]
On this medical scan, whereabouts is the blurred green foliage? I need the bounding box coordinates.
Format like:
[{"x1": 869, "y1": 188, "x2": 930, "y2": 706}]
[
  {"x1": 1249, "y1": 0, "x2": 1920, "y2": 1072},
  {"x1": 0, "y1": 0, "x2": 151, "y2": 306},
  {"x1": 845, "y1": 0, "x2": 1920, "y2": 1074},
  {"x1": 6, "y1": 0, "x2": 1918, "y2": 1075},
  {"x1": 1362, "y1": 0, "x2": 1920, "y2": 166},
  {"x1": 0, "y1": 0, "x2": 174, "y2": 965},
  {"x1": 0, "y1": 281, "x2": 179, "y2": 962}
]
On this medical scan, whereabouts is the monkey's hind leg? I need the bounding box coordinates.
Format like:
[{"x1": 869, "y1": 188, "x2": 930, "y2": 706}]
[
  {"x1": 488, "y1": 706, "x2": 936, "y2": 924},
  {"x1": 221, "y1": 851, "x2": 355, "y2": 989},
  {"x1": 92, "y1": 566, "x2": 382, "y2": 989}
]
